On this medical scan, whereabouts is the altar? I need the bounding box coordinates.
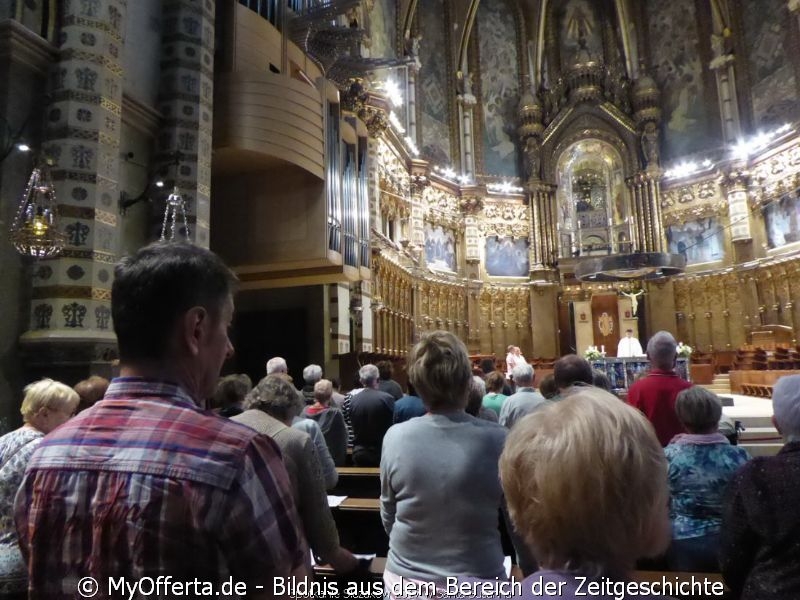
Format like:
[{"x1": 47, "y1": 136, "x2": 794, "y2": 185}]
[{"x1": 590, "y1": 357, "x2": 690, "y2": 393}]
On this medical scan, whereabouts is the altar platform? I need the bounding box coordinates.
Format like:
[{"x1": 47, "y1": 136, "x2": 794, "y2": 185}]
[{"x1": 589, "y1": 357, "x2": 690, "y2": 392}]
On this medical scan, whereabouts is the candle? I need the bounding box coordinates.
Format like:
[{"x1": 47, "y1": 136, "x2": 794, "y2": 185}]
[{"x1": 601, "y1": 345, "x2": 605, "y2": 353}]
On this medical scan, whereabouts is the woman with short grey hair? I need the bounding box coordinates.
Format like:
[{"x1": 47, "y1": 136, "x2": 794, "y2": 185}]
[
  {"x1": 380, "y1": 331, "x2": 508, "y2": 594},
  {"x1": 232, "y1": 375, "x2": 357, "y2": 574},
  {"x1": 664, "y1": 386, "x2": 749, "y2": 571}
]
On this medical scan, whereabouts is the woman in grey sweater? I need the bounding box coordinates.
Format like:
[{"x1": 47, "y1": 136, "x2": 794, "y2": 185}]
[{"x1": 380, "y1": 331, "x2": 508, "y2": 590}]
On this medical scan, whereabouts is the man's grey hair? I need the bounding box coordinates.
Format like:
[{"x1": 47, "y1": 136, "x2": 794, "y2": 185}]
[
  {"x1": 359, "y1": 364, "x2": 380, "y2": 386},
  {"x1": 266, "y1": 356, "x2": 288, "y2": 375},
  {"x1": 646, "y1": 331, "x2": 677, "y2": 369},
  {"x1": 512, "y1": 363, "x2": 535, "y2": 386},
  {"x1": 303, "y1": 364, "x2": 323, "y2": 384},
  {"x1": 472, "y1": 375, "x2": 487, "y2": 396},
  {"x1": 773, "y1": 375, "x2": 800, "y2": 442}
]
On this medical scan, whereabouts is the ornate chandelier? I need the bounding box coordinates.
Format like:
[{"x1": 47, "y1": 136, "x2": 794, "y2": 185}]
[{"x1": 9, "y1": 159, "x2": 66, "y2": 258}]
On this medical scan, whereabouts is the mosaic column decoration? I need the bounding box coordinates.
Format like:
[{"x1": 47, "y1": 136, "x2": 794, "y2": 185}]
[
  {"x1": 21, "y1": 0, "x2": 127, "y2": 373},
  {"x1": 155, "y1": 0, "x2": 215, "y2": 247}
]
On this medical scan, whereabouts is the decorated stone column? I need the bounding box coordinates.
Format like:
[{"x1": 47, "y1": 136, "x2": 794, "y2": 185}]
[
  {"x1": 722, "y1": 168, "x2": 753, "y2": 264},
  {"x1": 155, "y1": 0, "x2": 214, "y2": 247},
  {"x1": 405, "y1": 35, "x2": 421, "y2": 144},
  {"x1": 456, "y1": 71, "x2": 477, "y2": 178},
  {"x1": 20, "y1": 0, "x2": 127, "y2": 375},
  {"x1": 709, "y1": 3, "x2": 742, "y2": 146},
  {"x1": 409, "y1": 162, "x2": 428, "y2": 259}
]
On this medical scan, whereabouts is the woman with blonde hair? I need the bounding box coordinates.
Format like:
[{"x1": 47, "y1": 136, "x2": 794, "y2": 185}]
[
  {"x1": 0, "y1": 379, "x2": 79, "y2": 597},
  {"x1": 500, "y1": 387, "x2": 671, "y2": 598},
  {"x1": 381, "y1": 331, "x2": 508, "y2": 592}
]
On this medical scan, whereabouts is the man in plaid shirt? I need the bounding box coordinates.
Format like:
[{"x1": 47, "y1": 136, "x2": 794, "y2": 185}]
[{"x1": 15, "y1": 242, "x2": 307, "y2": 598}]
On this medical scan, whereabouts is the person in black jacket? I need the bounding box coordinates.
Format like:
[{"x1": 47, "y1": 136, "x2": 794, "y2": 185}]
[
  {"x1": 344, "y1": 364, "x2": 395, "y2": 466},
  {"x1": 721, "y1": 374, "x2": 800, "y2": 600}
]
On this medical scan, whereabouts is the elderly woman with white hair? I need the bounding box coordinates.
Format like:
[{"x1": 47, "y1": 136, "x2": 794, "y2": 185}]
[
  {"x1": 721, "y1": 374, "x2": 800, "y2": 600},
  {"x1": 0, "y1": 379, "x2": 78, "y2": 597},
  {"x1": 664, "y1": 386, "x2": 749, "y2": 572},
  {"x1": 381, "y1": 331, "x2": 508, "y2": 592},
  {"x1": 500, "y1": 387, "x2": 671, "y2": 597}
]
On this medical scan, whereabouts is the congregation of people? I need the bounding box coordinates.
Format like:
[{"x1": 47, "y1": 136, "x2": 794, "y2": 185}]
[{"x1": 1, "y1": 242, "x2": 799, "y2": 599}]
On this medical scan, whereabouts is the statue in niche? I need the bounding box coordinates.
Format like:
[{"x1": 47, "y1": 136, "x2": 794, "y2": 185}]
[
  {"x1": 711, "y1": 27, "x2": 735, "y2": 60},
  {"x1": 641, "y1": 122, "x2": 660, "y2": 167},
  {"x1": 457, "y1": 71, "x2": 474, "y2": 97},
  {"x1": 405, "y1": 35, "x2": 422, "y2": 69},
  {"x1": 565, "y1": 3, "x2": 596, "y2": 66},
  {"x1": 524, "y1": 137, "x2": 541, "y2": 181}
]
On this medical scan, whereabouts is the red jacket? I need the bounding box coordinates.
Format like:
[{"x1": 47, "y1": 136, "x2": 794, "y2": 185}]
[{"x1": 627, "y1": 368, "x2": 692, "y2": 446}]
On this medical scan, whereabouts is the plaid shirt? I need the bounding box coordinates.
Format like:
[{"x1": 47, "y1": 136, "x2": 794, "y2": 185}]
[{"x1": 15, "y1": 378, "x2": 306, "y2": 599}]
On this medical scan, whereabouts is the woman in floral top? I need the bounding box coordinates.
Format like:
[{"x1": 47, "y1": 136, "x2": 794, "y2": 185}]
[
  {"x1": 0, "y1": 379, "x2": 78, "y2": 598},
  {"x1": 664, "y1": 386, "x2": 750, "y2": 572}
]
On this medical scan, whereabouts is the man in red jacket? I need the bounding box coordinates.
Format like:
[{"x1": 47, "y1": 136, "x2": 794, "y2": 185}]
[{"x1": 627, "y1": 331, "x2": 692, "y2": 446}]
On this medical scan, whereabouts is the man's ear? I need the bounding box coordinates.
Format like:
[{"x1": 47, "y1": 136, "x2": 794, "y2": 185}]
[{"x1": 182, "y1": 306, "x2": 208, "y2": 356}]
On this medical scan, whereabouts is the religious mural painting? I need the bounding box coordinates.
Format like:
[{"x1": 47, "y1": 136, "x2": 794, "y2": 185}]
[
  {"x1": 666, "y1": 217, "x2": 725, "y2": 264},
  {"x1": 369, "y1": 0, "x2": 396, "y2": 60},
  {"x1": 763, "y1": 192, "x2": 800, "y2": 249},
  {"x1": 742, "y1": 0, "x2": 799, "y2": 127},
  {"x1": 418, "y1": 0, "x2": 451, "y2": 164},
  {"x1": 485, "y1": 236, "x2": 529, "y2": 277},
  {"x1": 424, "y1": 224, "x2": 457, "y2": 272},
  {"x1": 645, "y1": 0, "x2": 718, "y2": 160},
  {"x1": 477, "y1": 0, "x2": 519, "y2": 177}
]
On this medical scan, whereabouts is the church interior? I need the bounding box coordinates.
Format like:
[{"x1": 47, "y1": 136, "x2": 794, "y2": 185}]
[{"x1": 1, "y1": 0, "x2": 800, "y2": 436}]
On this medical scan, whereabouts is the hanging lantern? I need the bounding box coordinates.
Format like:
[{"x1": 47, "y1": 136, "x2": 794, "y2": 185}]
[
  {"x1": 9, "y1": 160, "x2": 66, "y2": 258},
  {"x1": 159, "y1": 186, "x2": 190, "y2": 242}
]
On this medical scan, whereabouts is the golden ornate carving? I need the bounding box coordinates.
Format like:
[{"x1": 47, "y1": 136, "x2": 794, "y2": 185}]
[
  {"x1": 661, "y1": 200, "x2": 728, "y2": 226},
  {"x1": 661, "y1": 177, "x2": 722, "y2": 210}
]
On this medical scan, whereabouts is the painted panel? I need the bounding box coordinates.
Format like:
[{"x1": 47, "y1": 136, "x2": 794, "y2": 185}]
[
  {"x1": 666, "y1": 217, "x2": 725, "y2": 264},
  {"x1": 485, "y1": 236, "x2": 529, "y2": 277},
  {"x1": 123, "y1": 0, "x2": 162, "y2": 107},
  {"x1": 558, "y1": 0, "x2": 603, "y2": 68},
  {"x1": 764, "y1": 193, "x2": 800, "y2": 249},
  {"x1": 742, "y1": 0, "x2": 799, "y2": 127},
  {"x1": 646, "y1": 0, "x2": 716, "y2": 159},
  {"x1": 370, "y1": 0, "x2": 397, "y2": 59},
  {"x1": 418, "y1": 0, "x2": 451, "y2": 164},
  {"x1": 478, "y1": 0, "x2": 520, "y2": 177},
  {"x1": 425, "y1": 224, "x2": 457, "y2": 271}
]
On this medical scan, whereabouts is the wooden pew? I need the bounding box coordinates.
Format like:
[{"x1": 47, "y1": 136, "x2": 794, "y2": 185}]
[
  {"x1": 332, "y1": 467, "x2": 380, "y2": 498},
  {"x1": 730, "y1": 369, "x2": 800, "y2": 394},
  {"x1": 331, "y1": 497, "x2": 388, "y2": 555}
]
